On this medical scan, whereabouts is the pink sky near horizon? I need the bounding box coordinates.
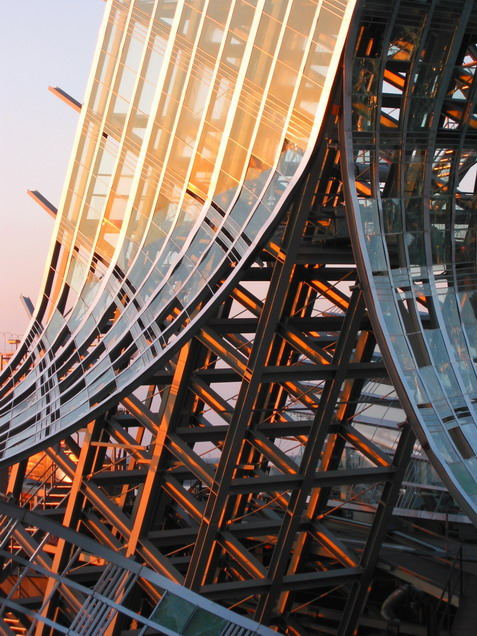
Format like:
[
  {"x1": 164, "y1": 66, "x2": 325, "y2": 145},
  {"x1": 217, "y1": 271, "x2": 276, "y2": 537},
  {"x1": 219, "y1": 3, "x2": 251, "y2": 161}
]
[{"x1": 0, "y1": 1, "x2": 104, "y2": 345}]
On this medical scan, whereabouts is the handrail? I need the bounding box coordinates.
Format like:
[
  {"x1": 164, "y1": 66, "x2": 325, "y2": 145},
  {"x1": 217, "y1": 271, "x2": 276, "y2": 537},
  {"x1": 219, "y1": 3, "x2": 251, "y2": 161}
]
[{"x1": 436, "y1": 545, "x2": 463, "y2": 632}]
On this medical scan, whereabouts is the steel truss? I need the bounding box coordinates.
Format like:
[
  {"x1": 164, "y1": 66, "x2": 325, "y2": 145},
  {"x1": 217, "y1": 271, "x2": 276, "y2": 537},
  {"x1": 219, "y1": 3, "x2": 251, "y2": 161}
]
[
  {"x1": 5, "y1": 0, "x2": 477, "y2": 633},
  {"x1": 0, "y1": 75, "x2": 417, "y2": 635}
]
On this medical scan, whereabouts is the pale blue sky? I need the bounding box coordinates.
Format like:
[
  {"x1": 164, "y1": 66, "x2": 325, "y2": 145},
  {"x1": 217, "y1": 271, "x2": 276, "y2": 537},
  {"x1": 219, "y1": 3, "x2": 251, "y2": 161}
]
[{"x1": 0, "y1": 1, "x2": 104, "y2": 337}]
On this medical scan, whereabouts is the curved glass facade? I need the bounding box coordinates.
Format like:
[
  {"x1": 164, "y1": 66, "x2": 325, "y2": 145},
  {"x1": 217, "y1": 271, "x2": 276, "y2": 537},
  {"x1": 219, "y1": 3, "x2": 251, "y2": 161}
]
[
  {"x1": 343, "y1": 0, "x2": 477, "y2": 519},
  {"x1": 0, "y1": 0, "x2": 355, "y2": 462}
]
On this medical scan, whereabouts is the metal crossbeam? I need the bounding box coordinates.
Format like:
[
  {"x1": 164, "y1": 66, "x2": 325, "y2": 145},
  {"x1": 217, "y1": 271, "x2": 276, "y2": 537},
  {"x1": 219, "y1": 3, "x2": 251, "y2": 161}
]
[{"x1": 3, "y1": 1, "x2": 475, "y2": 633}]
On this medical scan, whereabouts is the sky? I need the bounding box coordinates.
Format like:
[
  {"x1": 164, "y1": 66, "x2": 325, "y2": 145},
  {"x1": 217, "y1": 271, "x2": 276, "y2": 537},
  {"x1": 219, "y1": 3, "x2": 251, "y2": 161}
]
[{"x1": 0, "y1": 1, "x2": 104, "y2": 344}]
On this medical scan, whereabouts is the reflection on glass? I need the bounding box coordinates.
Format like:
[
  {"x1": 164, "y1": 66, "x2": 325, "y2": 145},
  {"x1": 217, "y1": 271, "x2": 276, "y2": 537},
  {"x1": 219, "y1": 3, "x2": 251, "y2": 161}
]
[
  {"x1": 349, "y1": 6, "x2": 477, "y2": 517},
  {"x1": 0, "y1": 0, "x2": 358, "y2": 463}
]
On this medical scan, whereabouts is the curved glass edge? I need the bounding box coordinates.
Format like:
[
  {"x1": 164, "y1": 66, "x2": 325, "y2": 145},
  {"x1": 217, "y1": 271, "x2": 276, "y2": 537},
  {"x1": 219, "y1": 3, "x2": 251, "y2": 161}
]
[
  {"x1": 0, "y1": 0, "x2": 357, "y2": 465},
  {"x1": 343, "y1": 0, "x2": 477, "y2": 521}
]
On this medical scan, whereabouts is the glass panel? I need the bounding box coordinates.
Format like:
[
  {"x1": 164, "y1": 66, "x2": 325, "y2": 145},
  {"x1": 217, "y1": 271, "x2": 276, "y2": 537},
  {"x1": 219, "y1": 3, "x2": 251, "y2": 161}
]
[
  {"x1": 150, "y1": 593, "x2": 196, "y2": 632},
  {"x1": 183, "y1": 609, "x2": 227, "y2": 635}
]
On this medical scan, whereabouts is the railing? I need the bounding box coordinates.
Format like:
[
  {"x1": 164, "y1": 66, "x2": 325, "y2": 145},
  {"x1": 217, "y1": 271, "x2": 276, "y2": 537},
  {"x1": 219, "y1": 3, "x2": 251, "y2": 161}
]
[
  {"x1": 0, "y1": 499, "x2": 278, "y2": 636},
  {"x1": 436, "y1": 546, "x2": 463, "y2": 634},
  {"x1": 337, "y1": 438, "x2": 465, "y2": 520}
]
